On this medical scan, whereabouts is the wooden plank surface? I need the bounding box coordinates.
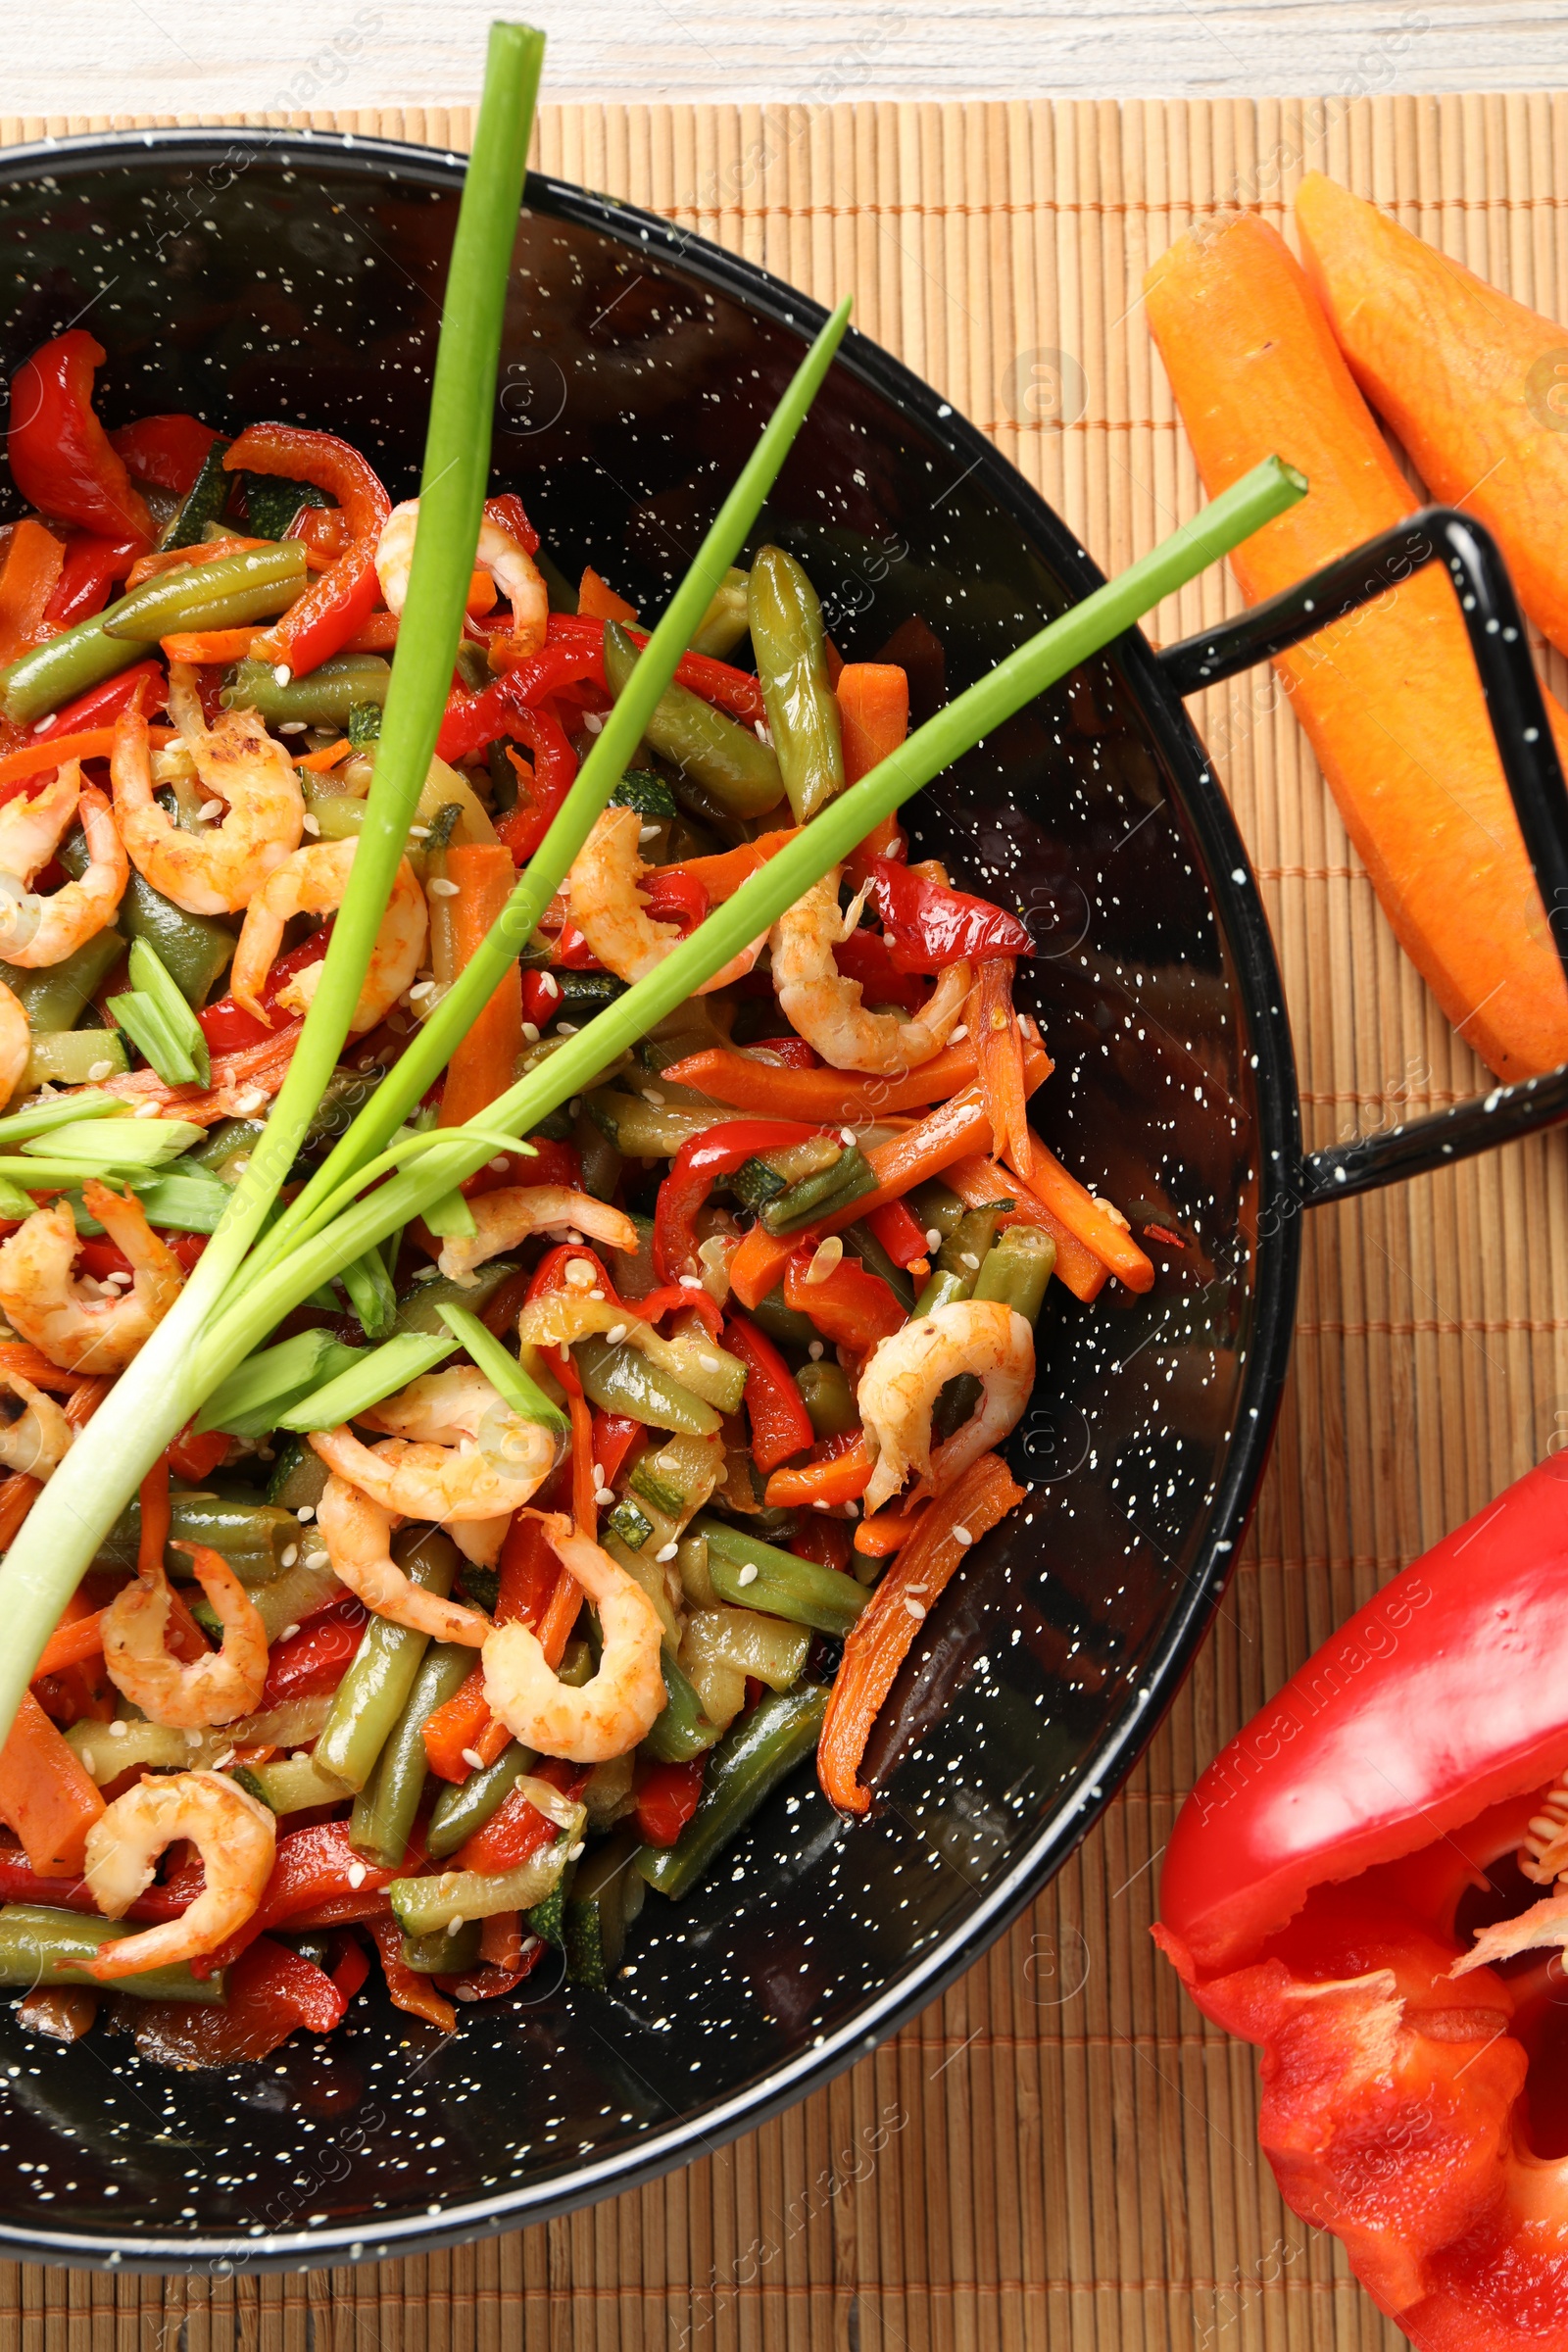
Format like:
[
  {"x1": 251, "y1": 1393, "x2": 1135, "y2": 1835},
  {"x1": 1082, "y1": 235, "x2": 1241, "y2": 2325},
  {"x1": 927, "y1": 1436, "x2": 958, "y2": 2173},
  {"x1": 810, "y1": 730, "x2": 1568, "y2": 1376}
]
[{"x1": 6, "y1": 90, "x2": 1567, "y2": 2350}]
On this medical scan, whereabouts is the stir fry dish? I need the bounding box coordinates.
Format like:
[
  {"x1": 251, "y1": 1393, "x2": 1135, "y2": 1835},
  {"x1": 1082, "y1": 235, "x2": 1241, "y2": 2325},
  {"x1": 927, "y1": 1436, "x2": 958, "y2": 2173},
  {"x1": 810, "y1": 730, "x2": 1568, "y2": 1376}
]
[{"x1": 0, "y1": 326, "x2": 1159, "y2": 2066}]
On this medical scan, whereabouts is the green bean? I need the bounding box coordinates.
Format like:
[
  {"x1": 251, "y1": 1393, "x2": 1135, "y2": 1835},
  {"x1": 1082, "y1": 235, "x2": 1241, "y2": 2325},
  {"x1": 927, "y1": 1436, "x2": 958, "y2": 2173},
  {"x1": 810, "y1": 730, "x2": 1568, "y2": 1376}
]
[
  {"x1": 118, "y1": 874, "x2": 234, "y2": 1007},
  {"x1": 350, "y1": 1641, "x2": 474, "y2": 1868},
  {"x1": 914, "y1": 1203, "x2": 1006, "y2": 1315},
  {"x1": 635, "y1": 1684, "x2": 828, "y2": 1899},
  {"x1": 222, "y1": 654, "x2": 392, "y2": 727},
  {"x1": 0, "y1": 1905, "x2": 224, "y2": 2001},
  {"x1": 426, "y1": 1740, "x2": 536, "y2": 1860},
  {"x1": 749, "y1": 1285, "x2": 818, "y2": 1352},
  {"x1": 572, "y1": 1102, "x2": 621, "y2": 1200},
  {"x1": 972, "y1": 1224, "x2": 1055, "y2": 1325},
  {"x1": 315, "y1": 1529, "x2": 459, "y2": 1789},
  {"x1": 603, "y1": 619, "x2": 784, "y2": 818},
  {"x1": 402, "y1": 1920, "x2": 483, "y2": 1975},
  {"x1": 265, "y1": 1438, "x2": 332, "y2": 1513},
  {"x1": 102, "y1": 543, "x2": 309, "y2": 641},
  {"x1": 748, "y1": 546, "x2": 845, "y2": 823},
  {"x1": 573, "y1": 1334, "x2": 721, "y2": 1437},
  {"x1": 640, "y1": 1647, "x2": 722, "y2": 1762},
  {"x1": 161, "y1": 437, "x2": 232, "y2": 550},
  {"x1": 907, "y1": 1180, "x2": 965, "y2": 1246},
  {"x1": 690, "y1": 566, "x2": 751, "y2": 659},
  {"x1": 843, "y1": 1219, "x2": 915, "y2": 1310},
  {"x1": 564, "y1": 1825, "x2": 645, "y2": 1987},
  {"x1": 0, "y1": 932, "x2": 125, "y2": 1032},
  {"x1": 696, "y1": 1515, "x2": 867, "y2": 1636},
  {"x1": 95, "y1": 1494, "x2": 303, "y2": 1583},
  {"x1": 388, "y1": 1827, "x2": 578, "y2": 1934},
  {"x1": 794, "y1": 1358, "x2": 859, "y2": 1440},
  {"x1": 0, "y1": 620, "x2": 141, "y2": 725},
  {"x1": 761, "y1": 1144, "x2": 876, "y2": 1234}
]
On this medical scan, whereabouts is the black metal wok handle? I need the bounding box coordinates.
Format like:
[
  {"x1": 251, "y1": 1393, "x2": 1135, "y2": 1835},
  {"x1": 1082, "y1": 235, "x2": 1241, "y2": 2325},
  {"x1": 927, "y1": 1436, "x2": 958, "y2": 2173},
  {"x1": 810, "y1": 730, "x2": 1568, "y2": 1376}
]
[{"x1": 1159, "y1": 508, "x2": 1568, "y2": 1206}]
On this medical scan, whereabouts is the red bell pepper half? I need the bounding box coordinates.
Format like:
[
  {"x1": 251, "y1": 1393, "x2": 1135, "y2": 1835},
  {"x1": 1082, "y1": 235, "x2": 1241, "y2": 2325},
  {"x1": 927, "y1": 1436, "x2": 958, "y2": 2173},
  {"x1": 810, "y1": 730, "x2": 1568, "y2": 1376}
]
[
  {"x1": 222, "y1": 424, "x2": 390, "y2": 676},
  {"x1": 9, "y1": 333, "x2": 154, "y2": 545},
  {"x1": 863, "y1": 857, "x2": 1034, "y2": 973},
  {"x1": 1155, "y1": 1452, "x2": 1568, "y2": 2349}
]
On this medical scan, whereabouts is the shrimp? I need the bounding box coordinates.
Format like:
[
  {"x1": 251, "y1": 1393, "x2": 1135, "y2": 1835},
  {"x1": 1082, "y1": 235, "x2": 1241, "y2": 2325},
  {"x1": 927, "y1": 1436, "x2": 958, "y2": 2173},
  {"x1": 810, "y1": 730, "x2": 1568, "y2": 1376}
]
[
  {"x1": 101, "y1": 1544, "x2": 269, "y2": 1728},
  {"x1": 0, "y1": 1182, "x2": 184, "y2": 1374},
  {"x1": 771, "y1": 867, "x2": 971, "y2": 1075},
  {"x1": 0, "y1": 979, "x2": 28, "y2": 1103},
  {"x1": 857, "y1": 1298, "x2": 1034, "y2": 1515},
  {"x1": 436, "y1": 1185, "x2": 639, "y2": 1287},
  {"x1": 0, "y1": 1370, "x2": 72, "y2": 1479},
  {"x1": 82, "y1": 1769, "x2": 275, "y2": 1982},
  {"x1": 230, "y1": 838, "x2": 426, "y2": 1034},
  {"x1": 568, "y1": 808, "x2": 766, "y2": 991},
  {"x1": 0, "y1": 766, "x2": 127, "y2": 967},
  {"x1": 111, "y1": 679, "x2": 303, "y2": 918},
  {"x1": 376, "y1": 496, "x2": 549, "y2": 659},
  {"x1": 315, "y1": 1474, "x2": 495, "y2": 1643},
  {"x1": 312, "y1": 1368, "x2": 559, "y2": 1526},
  {"x1": 482, "y1": 1513, "x2": 665, "y2": 1762}
]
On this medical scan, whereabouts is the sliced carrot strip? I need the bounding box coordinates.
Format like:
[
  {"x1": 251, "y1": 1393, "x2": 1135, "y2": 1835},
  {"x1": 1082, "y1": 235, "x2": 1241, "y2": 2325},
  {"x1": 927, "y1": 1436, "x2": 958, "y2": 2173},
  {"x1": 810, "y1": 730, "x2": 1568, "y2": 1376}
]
[
  {"x1": 763, "y1": 1436, "x2": 873, "y2": 1509},
  {"x1": 0, "y1": 725, "x2": 174, "y2": 788},
  {"x1": 32, "y1": 1613, "x2": 105, "y2": 1678},
  {"x1": 160, "y1": 627, "x2": 256, "y2": 665},
  {"x1": 294, "y1": 737, "x2": 353, "y2": 773},
  {"x1": 818, "y1": 1452, "x2": 1024, "y2": 1815},
  {"x1": 577, "y1": 565, "x2": 637, "y2": 622},
  {"x1": 968, "y1": 957, "x2": 1032, "y2": 1175},
  {"x1": 0, "y1": 1689, "x2": 105, "y2": 1876},
  {"x1": 943, "y1": 1155, "x2": 1106, "y2": 1304},
  {"x1": 438, "y1": 844, "x2": 523, "y2": 1133},
  {"x1": 1001, "y1": 1130, "x2": 1153, "y2": 1294},
  {"x1": 662, "y1": 1039, "x2": 985, "y2": 1122},
  {"x1": 0, "y1": 1473, "x2": 41, "y2": 1550}
]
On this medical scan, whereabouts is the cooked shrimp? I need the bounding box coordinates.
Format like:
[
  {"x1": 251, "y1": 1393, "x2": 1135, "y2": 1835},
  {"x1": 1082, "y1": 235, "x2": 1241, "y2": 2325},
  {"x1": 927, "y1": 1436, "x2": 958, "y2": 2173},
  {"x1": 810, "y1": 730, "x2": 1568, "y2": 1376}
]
[
  {"x1": 482, "y1": 1513, "x2": 665, "y2": 1762},
  {"x1": 230, "y1": 838, "x2": 426, "y2": 1033},
  {"x1": 858, "y1": 1298, "x2": 1034, "y2": 1515},
  {"x1": 771, "y1": 868, "x2": 971, "y2": 1075},
  {"x1": 568, "y1": 808, "x2": 766, "y2": 992},
  {"x1": 82, "y1": 1769, "x2": 275, "y2": 1981},
  {"x1": 436, "y1": 1185, "x2": 639, "y2": 1287},
  {"x1": 0, "y1": 768, "x2": 127, "y2": 968},
  {"x1": 101, "y1": 1544, "x2": 269, "y2": 1728},
  {"x1": 0, "y1": 1183, "x2": 183, "y2": 1374},
  {"x1": 0, "y1": 1370, "x2": 72, "y2": 1479},
  {"x1": 312, "y1": 1368, "x2": 558, "y2": 1527},
  {"x1": 0, "y1": 979, "x2": 28, "y2": 1103},
  {"x1": 111, "y1": 681, "x2": 303, "y2": 917},
  {"x1": 315, "y1": 1473, "x2": 494, "y2": 1643},
  {"x1": 376, "y1": 496, "x2": 549, "y2": 659}
]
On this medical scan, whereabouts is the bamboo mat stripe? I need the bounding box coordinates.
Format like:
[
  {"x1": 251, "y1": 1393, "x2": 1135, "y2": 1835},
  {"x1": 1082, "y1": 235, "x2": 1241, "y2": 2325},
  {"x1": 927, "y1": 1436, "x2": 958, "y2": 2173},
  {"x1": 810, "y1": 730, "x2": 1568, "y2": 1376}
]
[{"x1": 8, "y1": 90, "x2": 1568, "y2": 2351}]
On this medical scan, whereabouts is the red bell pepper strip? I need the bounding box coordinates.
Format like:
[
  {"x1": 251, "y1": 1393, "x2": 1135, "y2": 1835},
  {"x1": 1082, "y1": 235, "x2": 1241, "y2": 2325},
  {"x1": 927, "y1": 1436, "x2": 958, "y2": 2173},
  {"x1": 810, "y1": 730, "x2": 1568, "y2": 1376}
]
[
  {"x1": 832, "y1": 924, "x2": 929, "y2": 1013},
  {"x1": 455, "y1": 1756, "x2": 586, "y2": 1874},
  {"x1": 484, "y1": 491, "x2": 539, "y2": 555},
  {"x1": 167, "y1": 1419, "x2": 230, "y2": 1483},
  {"x1": 636, "y1": 1282, "x2": 725, "y2": 1341},
  {"x1": 259, "y1": 1595, "x2": 368, "y2": 1708},
  {"x1": 137, "y1": 1936, "x2": 352, "y2": 2068},
  {"x1": 550, "y1": 612, "x2": 766, "y2": 722},
  {"x1": 44, "y1": 533, "x2": 144, "y2": 628},
  {"x1": 866, "y1": 1200, "x2": 929, "y2": 1270},
  {"x1": 653, "y1": 1119, "x2": 821, "y2": 1283},
  {"x1": 641, "y1": 866, "x2": 710, "y2": 935},
  {"x1": 790, "y1": 1514, "x2": 856, "y2": 1574},
  {"x1": 724, "y1": 1310, "x2": 814, "y2": 1473},
  {"x1": 196, "y1": 927, "x2": 332, "y2": 1055},
  {"x1": 108, "y1": 413, "x2": 220, "y2": 497},
  {"x1": 31, "y1": 660, "x2": 168, "y2": 743},
  {"x1": 203, "y1": 1819, "x2": 414, "y2": 1973},
  {"x1": 863, "y1": 857, "x2": 1034, "y2": 973},
  {"x1": 495, "y1": 703, "x2": 579, "y2": 864},
  {"x1": 222, "y1": 424, "x2": 390, "y2": 677},
  {"x1": 0, "y1": 518, "x2": 64, "y2": 663},
  {"x1": 592, "y1": 1410, "x2": 642, "y2": 1494},
  {"x1": 781, "y1": 1243, "x2": 906, "y2": 1353},
  {"x1": 0, "y1": 1844, "x2": 189, "y2": 1921},
  {"x1": 9, "y1": 333, "x2": 154, "y2": 544},
  {"x1": 635, "y1": 1759, "x2": 706, "y2": 1847},
  {"x1": 436, "y1": 641, "x2": 605, "y2": 763},
  {"x1": 367, "y1": 1914, "x2": 456, "y2": 2033},
  {"x1": 1154, "y1": 1452, "x2": 1568, "y2": 2346}
]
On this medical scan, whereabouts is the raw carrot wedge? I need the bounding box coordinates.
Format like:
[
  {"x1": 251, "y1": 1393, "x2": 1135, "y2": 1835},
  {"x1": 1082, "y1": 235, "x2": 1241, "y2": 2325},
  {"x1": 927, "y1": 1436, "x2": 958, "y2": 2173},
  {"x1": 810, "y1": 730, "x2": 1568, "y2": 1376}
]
[
  {"x1": 1296, "y1": 172, "x2": 1568, "y2": 661},
  {"x1": 1145, "y1": 212, "x2": 1568, "y2": 1083},
  {"x1": 438, "y1": 844, "x2": 524, "y2": 1132},
  {"x1": 819, "y1": 1451, "x2": 1023, "y2": 1814}
]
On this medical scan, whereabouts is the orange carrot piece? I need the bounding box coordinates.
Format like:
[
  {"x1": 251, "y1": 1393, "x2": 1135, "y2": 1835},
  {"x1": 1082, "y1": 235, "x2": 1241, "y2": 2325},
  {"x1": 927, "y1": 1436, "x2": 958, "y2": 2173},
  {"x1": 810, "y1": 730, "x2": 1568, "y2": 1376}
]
[
  {"x1": 662, "y1": 1040, "x2": 986, "y2": 1123},
  {"x1": 854, "y1": 1502, "x2": 928, "y2": 1557},
  {"x1": 1145, "y1": 210, "x2": 1568, "y2": 1084},
  {"x1": 422, "y1": 1665, "x2": 491, "y2": 1782},
  {"x1": 942, "y1": 1154, "x2": 1107, "y2": 1304},
  {"x1": 0, "y1": 725, "x2": 174, "y2": 788},
  {"x1": 819, "y1": 1452, "x2": 1023, "y2": 1814},
  {"x1": 569, "y1": 1393, "x2": 596, "y2": 1539},
  {"x1": 0, "y1": 1690, "x2": 105, "y2": 1875},
  {"x1": 0, "y1": 1344, "x2": 86, "y2": 1396},
  {"x1": 0, "y1": 1473, "x2": 41, "y2": 1549},
  {"x1": 125, "y1": 535, "x2": 267, "y2": 590},
  {"x1": 159, "y1": 627, "x2": 256, "y2": 665},
  {"x1": 437, "y1": 844, "x2": 524, "y2": 1132},
  {"x1": 968, "y1": 956, "x2": 1032, "y2": 1174},
  {"x1": 578, "y1": 564, "x2": 638, "y2": 623},
  {"x1": 0, "y1": 520, "x2": 64, "y2": 665},
  {"x1": 1296, "y1": 172, "x2": 1568, "y2": 662},
  {"x1": 838, "y1": 663, "x2": 910, "y2": 886},
  {"x1": 726, "y1": 1223, "x2": 799, "y2": 1313},
  {"x1": 1001, "y1": 1130, "x2": 1152, "y2": 1294},
  {"x1": 32, "y1": 1612, "x2": 105, "y2": 1678},
  {"x1": 763, "y1": 1438, "x2": 873, "y2": 1509},
  {"x1": 294, "y1": 737, "x2": 353, "y2": 773},
  {"x1": 656, "y1": 828, "x2": 799, "y2": 906},
  {"x1": 338, "y1": 612, "x2": 399, "y2": 653},
  {"x1": 535, "y1": 1565, "x2": 583, "y2": 1671},
  {"x1": 474, "y1": 1712, "x2": 513, "y2": 1768}
]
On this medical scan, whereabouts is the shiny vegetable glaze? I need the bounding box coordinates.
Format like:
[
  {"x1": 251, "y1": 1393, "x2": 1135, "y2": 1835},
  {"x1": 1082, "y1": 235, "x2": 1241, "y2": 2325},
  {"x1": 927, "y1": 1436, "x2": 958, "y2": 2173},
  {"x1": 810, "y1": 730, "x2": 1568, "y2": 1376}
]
[{"x1": 0, "y1": 330, "x2": 1152, "y2": 2065}]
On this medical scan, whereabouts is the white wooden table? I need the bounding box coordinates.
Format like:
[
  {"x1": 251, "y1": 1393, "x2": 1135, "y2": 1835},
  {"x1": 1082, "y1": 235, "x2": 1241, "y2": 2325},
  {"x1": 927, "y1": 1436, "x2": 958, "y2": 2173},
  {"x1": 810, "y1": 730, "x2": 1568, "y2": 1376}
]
[{"x1": 13, "y1": 0, "x2": 1568, "y2": 115}]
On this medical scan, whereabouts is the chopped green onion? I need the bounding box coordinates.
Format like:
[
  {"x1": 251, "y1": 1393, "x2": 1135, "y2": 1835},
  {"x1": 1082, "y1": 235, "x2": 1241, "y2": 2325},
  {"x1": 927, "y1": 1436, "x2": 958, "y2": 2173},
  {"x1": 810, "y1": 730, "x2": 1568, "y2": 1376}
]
[
  {"x1": 0, "y1": 1091, "x2": 130, "y2": 1150},
  {"x1": 128, "y1": 1167, "x2": 236, "y2": 1234},
  {"x1": 108, "y1": 940, "x2": 212, "y2": 1089},
  {"x1": 20, "y1": 1117, "x2": 204, "y2": 1171},
  {"x1": 435, "y1": 1300, "x2": 570, "y2": 1440},
  {"x1": 194, "y1": 1330, "x2": 366, "y2": 1440},
  {"x1": 274, "y1": 1330, "x2": 460, "y2": 1432},
  {"x1": 0, "y1": 1177, "x2": 35, "y2": 1220},
  {"x1": 338, "y1": 1245, "x2": 399, "y2": 1341}
]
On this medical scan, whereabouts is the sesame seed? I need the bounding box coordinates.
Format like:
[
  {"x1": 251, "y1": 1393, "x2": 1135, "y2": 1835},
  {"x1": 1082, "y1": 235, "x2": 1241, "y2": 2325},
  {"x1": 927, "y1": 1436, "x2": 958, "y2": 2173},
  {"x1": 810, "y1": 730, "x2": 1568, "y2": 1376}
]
[
  {"x1": 428, "y1": 876, "x2": 459, "y2": 897},
  {"x1": 808, "y1": 1340, "x2": 824, "y2": 1360},
  {"x1": 804, "y1": 1236, "x2": 843, "y2": 1285},
  {"x1": 108, "y1": 1719, "x2": 126, "y2": 1740},
  {"x1": 198, "y1": 800, "x2": 223, "y2": 822},
  {"x1": 605, "y1": 1323, "x2": 627, "y2": 1345},
  {"x1": 460, "y1": 1748, "x2": 484, "y2": 1771},
  {"x1": 86, "y1": 1060, "x2": 113, "y2": 1082},
  {"x1": 347, "y1": 1862, "x2": 368, "y2": 1888},
  {"x1": 280, "y1": 1544, "x2": 299, "y2": 1568},
  {"x1": 951, "y1": 1023, "x2": 967, "y2": 1042},
  {"x1": 589, "y1": 1288, "x2": 605, "y2": 1300},
  {"x1": 79, "y1": 1751, "x2": 95, "y2": 1776},
  {"x1": 925, "y1": 1228, "x2": 943, "y2": 1251},
  {"x1": 953, "y1": 1524, "x2": 973, "y2": 1546},
  {"x1": 840, "y1": 1126, "x2": 856, "y2": 1146},
  {"x1": 558, "y1": 1023, "x2": 578, "y2": 1038},
  {"x1": 959, "y1": 1251, "x2": 979, "y2": 1269},
  {"x1": 904, "y1": 1597, "x2": 926, "y2": 1620},
  {"x1": 302, "y1": 811, "x2": 321, "y2": 835},
  {"x1": 594, "y1": 1486, "x2": 614, "y2": 1506},
  {"x1": 304, "y1": 1551, "x2": 330, "y2": 1570},
  {"x1": 655, "y1": 1542, "x2": 679, "y2": 1563},
  {"x1": 521, "y1": 1021, "x2": 540, "y2": 1043},
  {"x1": 30, "y1": 713, "x2": 55, "y2": 733},
  {"x1": 409, "y1": 979, "x2": 435, "y2": 1000},
  {"x1": 539, "y1": 973, "x2": 560, "y2": 999},
  {"x1": 737, "y1": 1563, "x2": 759, "y2": 1587},
  {"x1": 133, "y1": 1100, "x2": 162, "y2": 1118},
  {"x1": 639, "y1": 823, "x2": 660, "y2": 843},
  {"x1": 446, "y1": 1914, "x2": 466, "y2": 1935},
  {"x1": 566, "y1": 1841, "x2": 585, "y2": 1860},
  {"x1": 409, "y1": 824, "x2": 430, "y2": 840},
  {"x1": 644, "y1": 1087, "x2": 664, "y2": 1103},
  {"x1": 583, "y1": 712, "x2": 603, "y2": 735},
  {"x1": 279, "y1": 1625, "x2": 300, "y2": 1642},
  {"x1": 272, "y1": 664, "x2": 291, "y2": 688},
  {"x1": 564, "y1": 1259, "x2": 595, "y2": 1287},
  {"x1": 295, "y1": 1504, "x2": 315, "y2": 1521},
  {"x1": 811, "y1": 1498, "x2": 829, "y2": 1512}
]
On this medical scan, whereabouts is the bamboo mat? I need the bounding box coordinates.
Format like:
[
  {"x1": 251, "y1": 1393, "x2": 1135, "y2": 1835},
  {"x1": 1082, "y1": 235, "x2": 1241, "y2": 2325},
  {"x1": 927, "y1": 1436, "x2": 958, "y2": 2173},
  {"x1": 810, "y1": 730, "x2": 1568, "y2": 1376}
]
[{"x1": 7, "y1": 87, "x2": 1568, "y2": 2352}]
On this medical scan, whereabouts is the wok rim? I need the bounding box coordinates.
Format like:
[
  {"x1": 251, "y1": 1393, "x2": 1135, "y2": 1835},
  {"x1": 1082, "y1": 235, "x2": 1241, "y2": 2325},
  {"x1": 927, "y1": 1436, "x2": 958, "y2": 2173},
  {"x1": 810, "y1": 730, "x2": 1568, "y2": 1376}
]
[{"x1": 0, "y1": 123, "x2": 1304, "y2": 2270}]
